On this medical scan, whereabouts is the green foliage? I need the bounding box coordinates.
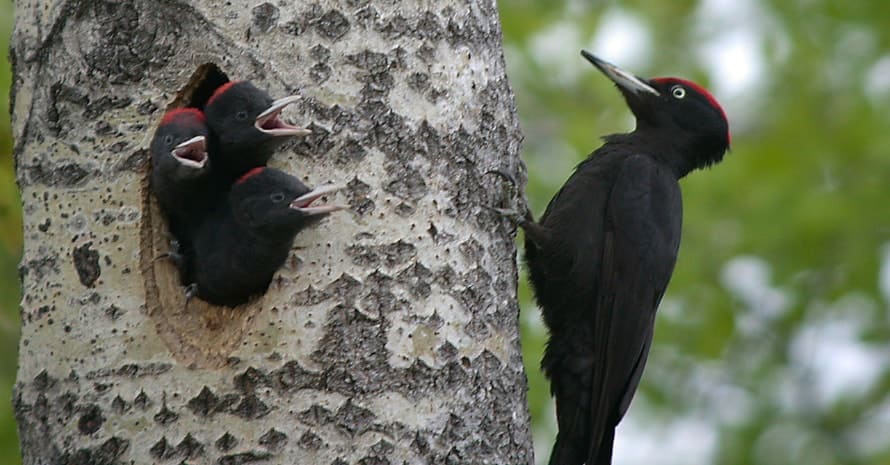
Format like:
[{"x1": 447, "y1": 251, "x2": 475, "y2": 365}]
[
  {"x1": 2, "y1": 1, "x2": 889, "y2": 464},
  {"x1": 0, "y1": 1, "x2": 21, "y2": 464}
]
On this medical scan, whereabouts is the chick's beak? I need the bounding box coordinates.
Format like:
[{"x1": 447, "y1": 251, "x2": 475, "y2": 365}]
[
  {"x1": 289, "y1": 184, "x2": 348, "y2": 215},
  {"x1": 255, "y1": 96, "x2": 312, "y2": 137},
  {"x1": 171, "y1": 135, "x2": 208, "y2": 169}
]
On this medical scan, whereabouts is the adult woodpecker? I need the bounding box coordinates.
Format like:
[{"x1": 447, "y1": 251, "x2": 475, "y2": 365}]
[
  {"x1": 190, "y1": 167, "x2": 344, "y2": 307},
  {"x1": 150, "y1": 108, "x2": 213, "y2": 276},
  {"x1": 514, "y1": 51, "x2": 730, "y2": 465},
  {"x1": 204, "y1": 81, "x2": 311, "y2": 181}
]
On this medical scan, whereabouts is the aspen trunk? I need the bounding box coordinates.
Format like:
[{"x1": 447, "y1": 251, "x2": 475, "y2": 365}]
[{"x1": 11, "y1": 0, "x2": 532, "y2": 463}]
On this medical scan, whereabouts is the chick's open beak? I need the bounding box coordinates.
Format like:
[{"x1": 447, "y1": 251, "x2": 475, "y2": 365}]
[
  {"x1": 171, "y1": 136, "x2": 208, "y2": 169},
  {"x1": 289, "y1": 184, "x2": 348, "y2": 215},
  {"x1": 255, "y1": 96, "x2": 312, "y2": 136}
]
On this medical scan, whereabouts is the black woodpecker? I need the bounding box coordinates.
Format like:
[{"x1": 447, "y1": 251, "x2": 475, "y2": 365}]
[
  {"x1": 514, "y1": 51, "x2": 730, "y2": 465},
  {"x1": 204, "y1": 81, "x2": 311, "y2": 181},
  {"x1": 149, "y1": 108, "x2": 213, "y2": 278},
  {"x1": 190, "y1": 167, "x2": 344, "y2": 307}
]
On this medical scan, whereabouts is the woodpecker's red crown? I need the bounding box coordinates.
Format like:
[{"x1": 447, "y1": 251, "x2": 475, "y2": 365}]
[
  {"x1": 207, "y1": 81, "x2": 241, "y2": 106},
  {"x1": 238, "y1": 166, "x2": 265, "y2": 184},
  {"x1": 160, "y1": 108, "x2": 205, "y2": 126},
  {"x1": 653, "y1": 77, "x2": 729, "y2": 144}
]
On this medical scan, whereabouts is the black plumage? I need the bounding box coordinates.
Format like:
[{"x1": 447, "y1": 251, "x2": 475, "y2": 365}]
[
  {"x1": 204, "y1": 80, "x2": 310, "y2": 182},
  {"x1": 149, "y1": 108, "x2": 214, "y2": 277},
  {"x1": 517, "y1": 51, "x2": 730, "y2": 465},
  {"x1": 190, "y1": 167, "x2": 343, "y2": 307}
]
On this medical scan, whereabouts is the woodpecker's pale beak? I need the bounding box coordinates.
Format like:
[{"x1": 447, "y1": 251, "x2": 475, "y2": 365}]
[
  {"x1": 289, "y1": 184, "x2": 347, "y2": 215},
  {"x1": 171, "y1": 136, "x2": 208, "y2": 169},
  {"x1": 255, "y1": 96, "x2": 312, "y2": 136},
  {"x1": 581, "y1": 50, "x2": 660, "y2": 97}
]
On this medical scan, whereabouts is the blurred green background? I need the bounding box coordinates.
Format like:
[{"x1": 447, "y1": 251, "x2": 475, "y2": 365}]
[
  {"x1": 1, "y1": 1, "x2": 889, "y2": 464},
  {"x1": 1, "y1": 0, "x2": 20, "y2": 463}
]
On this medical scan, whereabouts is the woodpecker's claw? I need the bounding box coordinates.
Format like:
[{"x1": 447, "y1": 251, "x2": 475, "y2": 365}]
[
  {"x1": 484, "y1": 205, "x2": 533, "y2": 227},
  {"x1": 183, "y1": 283, "x2": 198, "y2": 305},
  {"x1": 255, "y1": 95, "x2": 312, "y2": 136},
  {"x1": 153, "y1": 250, "x2": 184, "y2": 265},
  {"x1": 483, "y1": 169, "x2": 519, "y2": 189},
  {"x1": 290, "y1": 184, "x2": 347, "y2": 215},
  {"x1": 481, "y1": 168, "x2": 532, "y2": 226},
  {"x1": 154, "y1": 239, "x2": 186, "y2": 267}
]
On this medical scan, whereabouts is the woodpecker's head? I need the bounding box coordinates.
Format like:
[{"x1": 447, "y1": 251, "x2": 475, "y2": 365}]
[
  {"x1": 581, "y1": 50, "x2": 730, "y2": 172},
  {"x1": 205, "y1": 81, "x2": 311, "y2": 170},
  {"x1": 151, "y1": 108, "x2": 210, "y2": 178},
  {"x1": 231, "y1": 167, "x2": 344, "y2": 238}
]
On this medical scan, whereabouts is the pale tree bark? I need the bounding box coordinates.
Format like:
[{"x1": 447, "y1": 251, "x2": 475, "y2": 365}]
[{"x1": 12, "y1": 0, "x2": 532, "y2": 464}]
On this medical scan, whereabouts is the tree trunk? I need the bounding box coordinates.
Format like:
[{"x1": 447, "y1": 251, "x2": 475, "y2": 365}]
[{"x1": 11, "y1": 1, "x2": 532, "y2": 464}]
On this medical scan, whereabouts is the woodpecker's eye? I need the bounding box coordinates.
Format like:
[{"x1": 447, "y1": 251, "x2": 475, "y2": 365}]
[
  {"x1": 164, "y1": 135, "x2": 174, "y2": 145},
  {"x1": 671, "y1": 86, "x2": 686, "y2": 99},
  {"x1": 236, "y1": 111, "x2": 248, "y2": 121},
  {"x1": 270, "y1": 193, "x2": 285, "y2": 203}
]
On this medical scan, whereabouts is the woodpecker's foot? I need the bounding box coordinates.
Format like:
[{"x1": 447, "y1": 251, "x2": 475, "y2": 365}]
[
  {"x1": 154, "y1": 251, "x2": 189, "y2": 281},
  {"x1": 154, "y1": 250, "x2": 185, "y2": 265},
  {"x1": 484, "y1": 205, "x2": 532, "y2": 227},
  {"x1": 183, "y1": 283, "x2": 198, "y2": 303},
  {"x1": 167, "y1": 238, "x2": 182, "y2": 254},
  {"x1": 481, "y1": 169, "x2": 532, "y2": 225},
  {"x1": 154, "y1": 238, "x2": 181, "y2": 260},
  {"x1": 154, "y1": 239, "x2": 194, "y2": 280},
  {"x1": 483, "y1": 169, "x2": 519, "y2": 188}
]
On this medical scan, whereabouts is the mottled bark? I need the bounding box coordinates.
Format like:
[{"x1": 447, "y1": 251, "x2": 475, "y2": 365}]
[{"x1": 12, "y1": 0, "x2": 531, "y2": 464}]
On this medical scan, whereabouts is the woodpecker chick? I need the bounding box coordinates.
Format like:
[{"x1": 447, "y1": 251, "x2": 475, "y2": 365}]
[
  {"x1": 204, "y1": 81, "x2": 311, "y2": 180},
  {"x1": 191, "y1": 167, "x2": 344, "y2": 307},
  {"x1": 513, "y1": 51, "x2": 730, "y2": 465},
  {"x1": 150, "y1": 108, "x2": 215, "y2": 274}
]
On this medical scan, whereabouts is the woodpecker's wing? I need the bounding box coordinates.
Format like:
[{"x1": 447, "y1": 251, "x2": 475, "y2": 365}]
[
  {"x1": 586, "y1": 153, "x2": 683, "y2": 461},
  {"x1": 525, "y1": 161, "x2": 612, "y2": 328}
]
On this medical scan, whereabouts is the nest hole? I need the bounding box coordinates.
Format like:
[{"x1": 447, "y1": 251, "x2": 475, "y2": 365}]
[
  {"x1": 173, "y1": 63, "x2": 230, "y2": 110},
  {"x1": 140, "y1": 64, "x2": 264, "y2": 369}
]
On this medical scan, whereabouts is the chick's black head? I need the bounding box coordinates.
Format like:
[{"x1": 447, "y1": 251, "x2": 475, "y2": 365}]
[
  {"x1": 231, "y1": 167, "x2": 343, "y2": 240},
  {"x1": 205, "y1": 81, "x2": 310, "y2": 174},
  {"x1": 150, "y1": 108, "x2": 209, "y2": 178}
]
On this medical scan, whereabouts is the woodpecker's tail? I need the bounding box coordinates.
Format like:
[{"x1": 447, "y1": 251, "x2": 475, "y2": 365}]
[
  {"x1": 545, "y1": 351, "x2": 616, "y2": 465},
  {"x1": 548, "y1": 427, "x2": 614, "y2": 465},
  {"x1": 590, "y1": 427, "x2": 615, "y2": 465},
  {"x1": 548, "y1": 432, "x2": 585, "y2": 465}
]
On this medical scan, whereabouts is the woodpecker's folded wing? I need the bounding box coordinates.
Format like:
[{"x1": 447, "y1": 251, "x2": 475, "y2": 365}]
[{"x1": 586, "y1": 153, "x2": 683, "y2": 460}]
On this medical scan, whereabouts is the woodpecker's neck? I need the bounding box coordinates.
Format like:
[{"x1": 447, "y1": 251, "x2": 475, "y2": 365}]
[
  {"x1": 601, "y1": 132, "x2": 696, "y2": 178},
  {"x1": 236, "y1": 207, "x2": 319, "y2": 245}
]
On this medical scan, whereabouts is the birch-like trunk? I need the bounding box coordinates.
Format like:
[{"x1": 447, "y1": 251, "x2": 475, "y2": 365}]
[{"x1": 12, "y1": 1, "x2": 532, "y2": 463}]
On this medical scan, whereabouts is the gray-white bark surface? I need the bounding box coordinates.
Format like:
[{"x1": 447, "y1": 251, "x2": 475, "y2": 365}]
[{"x1": 12, "y1": 0, "x2": 532, "y2": 464}]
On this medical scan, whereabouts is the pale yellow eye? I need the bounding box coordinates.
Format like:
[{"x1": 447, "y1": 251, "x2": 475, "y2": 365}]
[{"x1": 671, "y1": 86, "x2": 686, "y2": 99}]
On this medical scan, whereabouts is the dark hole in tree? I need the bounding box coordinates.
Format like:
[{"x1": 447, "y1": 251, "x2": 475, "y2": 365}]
[
  {"x1": 165, "y1": 63, "x2": 231, "y2": 111},
  {"x1": 185, "y1": 64, "x2": 230, "y2": 110}
]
